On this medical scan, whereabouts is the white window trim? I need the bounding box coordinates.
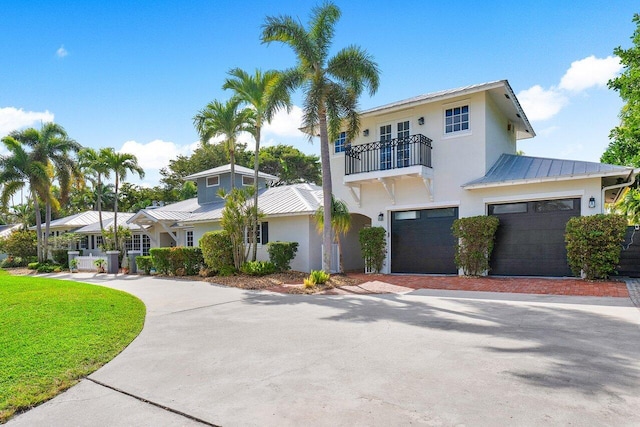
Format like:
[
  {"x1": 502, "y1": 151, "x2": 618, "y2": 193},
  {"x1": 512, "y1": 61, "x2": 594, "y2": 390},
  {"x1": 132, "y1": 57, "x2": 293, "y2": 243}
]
[
  {"x1": 206, "y1": 176, "x2": 220, "y2": 187},
  {"x1": 333, "y1": 131, "x2": 348, "y2": 156},
  {"x1": 442, "y1": 102, "x2": 471, "y2": 137},
  {"x1": 242, "y1": 175, "x2": 255, "y2": 186}
]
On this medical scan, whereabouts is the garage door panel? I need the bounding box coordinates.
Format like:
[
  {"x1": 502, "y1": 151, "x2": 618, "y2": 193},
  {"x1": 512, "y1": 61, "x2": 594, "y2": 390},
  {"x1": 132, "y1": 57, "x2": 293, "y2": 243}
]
[
  {"x1": 490, "y1": 198, "x2": 580, "y2": 276},
  {"x1": 391, "y1": 208, "x2": 458, "y2": 274}
]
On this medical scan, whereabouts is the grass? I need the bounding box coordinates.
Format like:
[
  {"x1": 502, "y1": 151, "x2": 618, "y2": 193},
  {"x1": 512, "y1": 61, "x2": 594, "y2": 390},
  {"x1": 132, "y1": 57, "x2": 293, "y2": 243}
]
[{"x1": 0, "y1": 270, "x2": 145, "y2": 422}]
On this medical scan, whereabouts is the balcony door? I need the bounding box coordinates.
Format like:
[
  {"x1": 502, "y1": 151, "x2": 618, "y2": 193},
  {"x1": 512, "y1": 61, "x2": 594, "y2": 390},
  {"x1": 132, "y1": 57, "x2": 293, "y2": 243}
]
[
  {"x1": 397, "y1": 121, "x2": 410, "y2": 168},
  {"x1": 380, "y1": 124, "x2": 392, "y2": 170}
]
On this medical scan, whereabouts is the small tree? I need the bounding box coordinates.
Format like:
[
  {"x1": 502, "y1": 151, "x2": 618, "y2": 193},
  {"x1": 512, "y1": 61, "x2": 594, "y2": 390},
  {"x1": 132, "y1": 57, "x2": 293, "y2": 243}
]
[
  {"x1": 266, "y1": 241, "x2": 299, "y2": 272},
  {"x1": 2, "y1": 230, "x2": 38, "y2": 259},
  {"x1": 451, "y1": 216, "x2": 500, "y2": 276},
  {"x1": 218, "y1": 187, "x2": 261, "y2": 270},
  {"x1": 565, "y1": 214, "x2": 627, "y2": 279},
  {"x1": 359, "y1": 227, "x2": 386, "y2": 273}
]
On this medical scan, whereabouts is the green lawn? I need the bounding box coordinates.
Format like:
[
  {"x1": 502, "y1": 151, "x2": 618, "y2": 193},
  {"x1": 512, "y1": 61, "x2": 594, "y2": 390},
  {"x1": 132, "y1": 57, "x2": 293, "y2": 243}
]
[{"x1": 0, "y1": 270, "x2": 145, "y2": 422}]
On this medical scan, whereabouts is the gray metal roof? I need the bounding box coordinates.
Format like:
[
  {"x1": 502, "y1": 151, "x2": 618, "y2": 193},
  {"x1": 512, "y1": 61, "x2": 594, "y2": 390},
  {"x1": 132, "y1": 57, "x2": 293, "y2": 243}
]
[
  {"x1": 74, "y1": 213, "x2": 145, "y2": 233},
  {"x1": 0, "y1": 224, "x2": 21, "y2": 238},
  {"x1": 463, "y1": 154, "x2": 634, "y2": 189},
  {"x1": 46, "y1": 211, "x2": 116, "y2": 229},
  {"x1": 183, "y1": 164, "x2": 279, "y2": 181},
  {"x1": 180, "y1": 183, "x2": 323, "y2": 224}
]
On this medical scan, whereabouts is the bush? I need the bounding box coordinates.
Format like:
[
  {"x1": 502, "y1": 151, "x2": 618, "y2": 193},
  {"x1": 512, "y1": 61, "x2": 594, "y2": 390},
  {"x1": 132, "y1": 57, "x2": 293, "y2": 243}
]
[
  {"x1": 452, "y1": 216, "x2": 500, "y2": 276},
  {"x1": 308, "y1": 270, "x2": 330, "y2": 285},
  {"x1": 136, "y1": 256, "x2": 153, "y2": 275},
  {"x1": 266, "y1": 241, "x2": 299, "y2": 272},
  {"x1": 359, "y1": 227, "x2": 386, "y2": 273},
  {"x1": 51, "y1": 249, "x2": 68, "y2": 268},
  {"x1": 149, "y1": 247, "x2": 204, "y2": 276},
  {"x1": 27, "y1": 262, "x2": 39, "y2": 270},
  {"x1": 241, "y1": 260, "x2": 277, "y2": 276},
  {"x1": 36, "y1": 263, "x2": 59, "y2": 273},
  {"x1": 3, "y1": 230, "x2": 37, "y2": 259},
  {"x1": 565, "y1": 214, "x2": 627, "y2": 280},
  {"x1": 0, "y1": 256, "x2": 29, "y2": 268},
  {"x1": 200, "y1": 231, "x2": 234, "y2": 274}
]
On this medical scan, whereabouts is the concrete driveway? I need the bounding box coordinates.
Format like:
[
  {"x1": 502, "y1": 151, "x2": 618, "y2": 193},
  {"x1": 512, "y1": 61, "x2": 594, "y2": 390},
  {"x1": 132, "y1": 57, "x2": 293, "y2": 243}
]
[{"x1": 8, "y1": 273, "x2": 640, "y2": 426}]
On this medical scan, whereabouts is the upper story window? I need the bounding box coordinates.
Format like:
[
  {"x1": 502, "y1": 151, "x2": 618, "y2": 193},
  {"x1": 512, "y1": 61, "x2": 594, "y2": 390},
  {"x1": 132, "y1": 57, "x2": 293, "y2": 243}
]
[
  {"x1": 334, "y1": 132, "x2": 347, "y2": 153},
  {"x1": 397, "y1": 121, "x2": 410, "y2": 139},
  {"x1": 445, "y1": 105, "x2": 469, "y2": 134},
  {"x1": 206, "y1": 176, "x2": 219, "y2": 187},
  {"x1": 242, "y1": 175, "x2": 255, "y2": 186}
]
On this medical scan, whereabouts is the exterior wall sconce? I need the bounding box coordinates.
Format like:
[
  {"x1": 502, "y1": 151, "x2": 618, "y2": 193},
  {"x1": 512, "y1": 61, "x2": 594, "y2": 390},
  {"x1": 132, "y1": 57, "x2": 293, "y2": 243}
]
[
  {"x1": 363, "y1": 129, "x2": 369, "y2": 137},
  {"x1": 378, "y1": 212, "x2": 384, "y2": 221},
  {"x1": 418, "y1": 117, "x2": 425, "y2": 125},
  {"x1": 588, "y1": 196, "x2": 596, "y2": 208}
]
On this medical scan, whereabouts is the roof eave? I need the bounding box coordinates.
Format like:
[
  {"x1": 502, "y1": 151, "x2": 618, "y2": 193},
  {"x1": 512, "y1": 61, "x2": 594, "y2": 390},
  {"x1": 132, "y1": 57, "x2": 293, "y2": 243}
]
[{"x1": 463, "y1": 169, "x2": 635, "y2": 190}]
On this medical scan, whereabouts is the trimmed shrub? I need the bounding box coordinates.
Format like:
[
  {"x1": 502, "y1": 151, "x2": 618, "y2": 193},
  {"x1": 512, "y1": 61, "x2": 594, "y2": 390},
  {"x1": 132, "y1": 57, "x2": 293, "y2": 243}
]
[
  {"x1": 136, "y1": 256, "x2": 153, "y2": 275},
  {"x1": 0, "y1": 256, "x2": 29, "y2": 268},
  {"x1": 452, "y1": 216, "x2": 500, "y2": 276},
  {"x1": 200, "y1": 231, "x2": 234, "y2": 274},
  {"x1": 359, "y1": 227, "x2": 386, "y2": 273},
  {"x1": 36, "y1": 263, "x2": 59, "y2": 273},
  {"x1": 266, "y1": 241, "x2": 299, "y2": 272},
  {"x1": 27, "y1": 262, "x2": 40, "y2": 270},
  {"x1": 149, "y1": 247, "x2": 204, "y2": 276},
  {"x1": 240, "y1": 260, "x2": 277, "y2": 276},
  {"x1": 565, "y1": 214, "x2": 627, "y2": 280}
]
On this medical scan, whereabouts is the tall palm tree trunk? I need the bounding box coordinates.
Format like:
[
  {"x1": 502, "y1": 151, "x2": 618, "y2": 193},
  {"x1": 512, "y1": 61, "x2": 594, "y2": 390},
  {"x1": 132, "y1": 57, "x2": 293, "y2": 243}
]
[
  {"x1": 33, "y1": 192, "x2": 44, "y2": 262},
  {"x1": 44, "y1": 200, "x2": 52, "y2": 260},
  {"x1": 97, "y1": 175, "x2": 105, "y2": 233},
  {"x1": 319, "y1": 110, "x2": 333, "y2": 273},
  {"x1": 114, "y1": 175, "x2": 119, "y2": 251},
  {"x1": 251, "y1": 125, "x2": 261, "y2": 261},
  {"x1": 230, "y1": 149, "x2": 236, "y2": 190}
]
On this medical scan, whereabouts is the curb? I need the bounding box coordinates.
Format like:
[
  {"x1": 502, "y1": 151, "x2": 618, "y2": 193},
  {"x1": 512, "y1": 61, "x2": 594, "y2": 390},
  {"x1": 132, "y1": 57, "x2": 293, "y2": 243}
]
[{"x1": 624, "y1": 279, "x2": 640, "y2": 309}]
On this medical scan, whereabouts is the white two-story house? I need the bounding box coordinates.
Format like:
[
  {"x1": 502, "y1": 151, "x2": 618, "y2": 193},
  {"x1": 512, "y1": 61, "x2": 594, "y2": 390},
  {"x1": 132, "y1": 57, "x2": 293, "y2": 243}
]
[{"x1": 328, "y1": 80, "x2": 637, "y2": 276}]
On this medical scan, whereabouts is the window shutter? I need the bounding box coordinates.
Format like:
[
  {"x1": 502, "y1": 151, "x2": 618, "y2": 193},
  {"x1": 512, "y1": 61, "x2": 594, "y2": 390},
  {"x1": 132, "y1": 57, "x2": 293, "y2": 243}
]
[{"x1": 261, "y1": 222, "x2": 269, "y2": 244}]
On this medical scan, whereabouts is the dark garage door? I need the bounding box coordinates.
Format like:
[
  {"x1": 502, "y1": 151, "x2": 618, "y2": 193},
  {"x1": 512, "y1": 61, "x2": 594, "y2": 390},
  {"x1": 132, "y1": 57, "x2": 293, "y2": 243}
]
[
  {"x1": 489, "y1": 198, "x2": 580, "y2": 276},
  {"x1": 391, "y1": 207, "x2": 458, "y2": 274}
]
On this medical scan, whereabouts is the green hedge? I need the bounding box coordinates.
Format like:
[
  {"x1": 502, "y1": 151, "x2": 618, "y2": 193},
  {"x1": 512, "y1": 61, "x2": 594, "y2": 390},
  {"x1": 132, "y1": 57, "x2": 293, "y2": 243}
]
[
  {"x1": 149, "y1": 247, "x2": 203, "y2": 276},
  {"x1": 565, "y1": 214, "x2": 627, "y2": 280},
  {"x1": 240, "y1": 261, "x2": 277, "y2": 276},
  {"x1": 359, "y1": 227, "x2": 386, "y2": 273},
  {"x1": 266, "y1": 241, "x2": 299, "y2": 272},
  {"x1": 136, "y1": 256, "x2": 153, "y2": 275},
  {"x1": 452, "y1": 216, "x2": 500, "y2": 276},
  {"x1": 200, "y1": 231, "x2": 234, "y2": 274}
]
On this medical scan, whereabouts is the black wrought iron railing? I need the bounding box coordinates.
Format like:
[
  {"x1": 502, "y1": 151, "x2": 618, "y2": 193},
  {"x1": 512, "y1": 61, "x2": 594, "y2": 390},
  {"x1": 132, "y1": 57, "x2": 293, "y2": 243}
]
[{"x1": 344, "y1": 133, "x2": 432, "y2": 175}]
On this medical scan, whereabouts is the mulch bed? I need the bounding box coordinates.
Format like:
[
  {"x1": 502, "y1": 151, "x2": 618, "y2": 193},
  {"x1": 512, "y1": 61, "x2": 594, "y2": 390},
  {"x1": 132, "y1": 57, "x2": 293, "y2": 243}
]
[{"x1": 5, "y1": 268, "x2": 629, "y2": 297}]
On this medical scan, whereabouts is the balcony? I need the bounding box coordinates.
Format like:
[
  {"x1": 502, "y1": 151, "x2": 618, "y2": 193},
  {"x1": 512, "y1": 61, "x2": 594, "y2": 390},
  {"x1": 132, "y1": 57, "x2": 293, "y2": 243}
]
[{"x1": 344, "y1": 133, "x2": 432, "y2": 175}]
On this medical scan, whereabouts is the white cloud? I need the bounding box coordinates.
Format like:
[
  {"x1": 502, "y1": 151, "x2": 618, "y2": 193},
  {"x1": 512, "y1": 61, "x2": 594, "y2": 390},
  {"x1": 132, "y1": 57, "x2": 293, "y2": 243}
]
[
  {"x1": 263, "y1": 105, "x2": 305, "y2": 138},
  {"x1": 516, "y1": 85, "x2": 568, "y2": 121},
  {"x1": 56, "y1": 45, "x2": 68, "y2": 58},
  {"x1": 536, "y1": 125, "x2": 560, "y2": 138},
  {"x1": 558, "y1": 55, "x2": 622, "y2": 92},
  {"x1": 118, "y1": 139, "x2": 199, "y2": 170},
  {"x1": 0, "y1": 107, "x2": 55, "y2": 136}
]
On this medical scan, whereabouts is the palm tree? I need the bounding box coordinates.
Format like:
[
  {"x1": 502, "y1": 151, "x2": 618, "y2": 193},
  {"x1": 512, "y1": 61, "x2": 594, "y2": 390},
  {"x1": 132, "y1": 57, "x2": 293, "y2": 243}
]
[
  {"x1": 0, "y1": 137, "x2": 49, "y2": 261},
  {"x1": 223, "y1": 68, "x2": 291, "y2": 260},
  {"x1": 19, "y1": 123, "x2": 81, "y2": 258},
  {"x1": 103, "y1": 149, "x2": 144, "y2": 251},
  {"x1": 616, "y1": 187, "x2": 640, "y2": 224},
  {"x1": 79, "y1": 147, "x2": 112, "y2": 233},
  {"x1": 262, "y1": 2, "x2": 379, "y2": 272},
  {"x1": 193, "y1": 99, "x2": 255, "y2": 190},
  {"x1": 314, "y1": 195, "x2": 351, "y2": 273}
]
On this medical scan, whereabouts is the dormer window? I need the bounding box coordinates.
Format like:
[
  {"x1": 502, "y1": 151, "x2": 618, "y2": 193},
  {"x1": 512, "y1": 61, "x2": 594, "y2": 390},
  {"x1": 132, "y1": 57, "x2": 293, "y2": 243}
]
[
  {"x1": 334, "y1": 132, "x2": 348, "y2": 153},
  {"x1": 242, "y1": 175, "x2": 255, "y2": 186},
  {"x1": 206, "y1": 176, "x2": 219, "y2": 187},
  {"x1": 445, "y1": 105, "x2": 469, "y2": 134}
]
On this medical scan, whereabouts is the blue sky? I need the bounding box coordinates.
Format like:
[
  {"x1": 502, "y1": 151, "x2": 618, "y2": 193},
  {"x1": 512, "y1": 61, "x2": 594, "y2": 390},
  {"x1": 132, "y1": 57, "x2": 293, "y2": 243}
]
[{"x1": 1, "y1": 1, "x2": 638, "y2": 187}]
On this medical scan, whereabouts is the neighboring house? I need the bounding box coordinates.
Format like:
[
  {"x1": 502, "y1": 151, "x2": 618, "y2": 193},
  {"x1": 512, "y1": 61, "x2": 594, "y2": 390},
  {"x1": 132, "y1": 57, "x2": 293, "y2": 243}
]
[
  {"x1": 39, "y1": 211, "x2": 150, "y2": 256},
  {"x1": 327, "y1": 79, "x2": 638, "y2": 276}
]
